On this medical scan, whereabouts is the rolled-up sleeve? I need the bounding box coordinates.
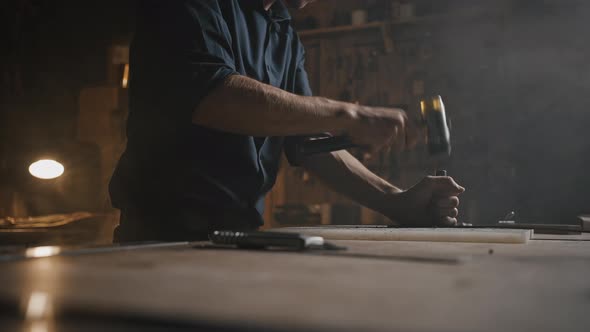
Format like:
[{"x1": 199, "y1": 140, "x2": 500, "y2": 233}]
[
  {"x1": 134, "y1": 0, "x2": 239, "y2": 124},
  {"x1": 293, "y1": 55, "x2": 313, "y2": 97},
  {"x1": 284, "y1": 50, "x2": 314, "y2": 166}
]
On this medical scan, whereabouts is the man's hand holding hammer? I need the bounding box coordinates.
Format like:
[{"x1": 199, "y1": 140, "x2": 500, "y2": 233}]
[{"x1": 346, "y1": 105, "x2": 422, "y2": 154}]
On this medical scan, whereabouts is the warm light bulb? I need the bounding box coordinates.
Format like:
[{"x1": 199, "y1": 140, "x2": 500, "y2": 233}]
[
  {"x1": 122, "y1": 63, "x2": 129, "y2": 88},
  {"x1": 28, "y1": 160, "x2": 64, "y2": 179}
]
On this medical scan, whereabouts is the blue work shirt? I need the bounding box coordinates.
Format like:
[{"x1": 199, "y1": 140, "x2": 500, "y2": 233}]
[{"x1": 109, "y1": 0, "x2": 312, "y2": 237}]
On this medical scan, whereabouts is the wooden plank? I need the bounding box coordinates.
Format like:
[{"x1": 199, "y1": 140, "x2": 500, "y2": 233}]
[
  {"x1": 532, "y1": 232, "x2": 590, "y2": 241},
  {"x1": 273, "y1": 226, "x2": 531, "y2": 244}
]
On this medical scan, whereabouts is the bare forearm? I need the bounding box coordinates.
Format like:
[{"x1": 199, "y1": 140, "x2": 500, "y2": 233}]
[
  {"x1": 301, "y1": 150, "x2": 402, "y2": 213},
  {"x1": 193, "y1": 75, "x2": 356, "y2": 136}
]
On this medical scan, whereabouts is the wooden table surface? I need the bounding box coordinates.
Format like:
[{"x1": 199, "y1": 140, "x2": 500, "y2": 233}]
[{"x1": 1, "y1": 236, "x2": 589, "y2": 331}]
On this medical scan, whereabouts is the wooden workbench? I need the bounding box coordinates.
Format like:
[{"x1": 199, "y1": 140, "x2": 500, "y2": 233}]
[{"x1": 0, "y1": 236, "x2": 589, "y2": 331}]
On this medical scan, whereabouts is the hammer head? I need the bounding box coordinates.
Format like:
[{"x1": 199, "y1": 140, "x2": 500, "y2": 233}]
[{"x1": 420, "y1": 95, "x2": 451, "y2": 157}]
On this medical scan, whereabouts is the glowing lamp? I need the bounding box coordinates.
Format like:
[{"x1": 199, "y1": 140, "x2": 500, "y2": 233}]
[{"x1": 28, "y1": 159, "x2": 64, "y2": 180}]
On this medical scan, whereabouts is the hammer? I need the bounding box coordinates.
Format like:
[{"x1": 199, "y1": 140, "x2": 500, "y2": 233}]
[{"x1": 289, "y1": 95, "x2": 451, "y2": 165}]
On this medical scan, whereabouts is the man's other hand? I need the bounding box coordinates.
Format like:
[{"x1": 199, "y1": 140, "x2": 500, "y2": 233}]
[{"x1": 381, "y1": 176, "x2": 466, "y2": 227}]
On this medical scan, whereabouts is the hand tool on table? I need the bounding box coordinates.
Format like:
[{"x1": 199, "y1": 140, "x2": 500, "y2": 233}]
[
  {"x1": 209, "y1": 230, "x2": 346, "y2": 251},
  {"x1": 288, "y1": 95, "x2": 451, "y2": 166}
]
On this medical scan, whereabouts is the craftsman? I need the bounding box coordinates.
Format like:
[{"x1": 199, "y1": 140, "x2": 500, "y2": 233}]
[{"x1": 109, "y1": 0, "x2": 465, "y2": 242}]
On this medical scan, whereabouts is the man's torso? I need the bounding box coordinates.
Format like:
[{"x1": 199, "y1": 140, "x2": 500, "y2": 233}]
[{"x1": 110, "y1": 0, "x2": 307, "y2": 235}]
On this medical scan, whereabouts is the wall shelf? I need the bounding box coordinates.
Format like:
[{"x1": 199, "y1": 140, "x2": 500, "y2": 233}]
[
  {"x1": 298, "y1": 11, "x2": 502, "y2": 39},
  {"x1": 298, "y1": 21, "x2": 386, "y2": 38},
  {"x1": 299, "y1": 21, "x2": 394, "y2": 53}
]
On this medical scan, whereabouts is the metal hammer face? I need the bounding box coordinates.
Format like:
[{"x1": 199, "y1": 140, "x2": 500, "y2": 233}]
[{"x1": 420, "y1": 95, "x2": 451, "y2": 158}]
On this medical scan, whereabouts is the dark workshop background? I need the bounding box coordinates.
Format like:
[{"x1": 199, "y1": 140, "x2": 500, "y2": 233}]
[{"x1": 1, "y1": 0, "x2": 589, "y2": 243}]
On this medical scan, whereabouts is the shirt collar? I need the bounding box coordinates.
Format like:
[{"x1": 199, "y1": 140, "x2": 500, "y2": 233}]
[
  {"x1": 247, "y1": 0, "x2": 291, "y2": 22},
  {"x1": 269, "y1": 0, "x2": 291, "y2": 22}
]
